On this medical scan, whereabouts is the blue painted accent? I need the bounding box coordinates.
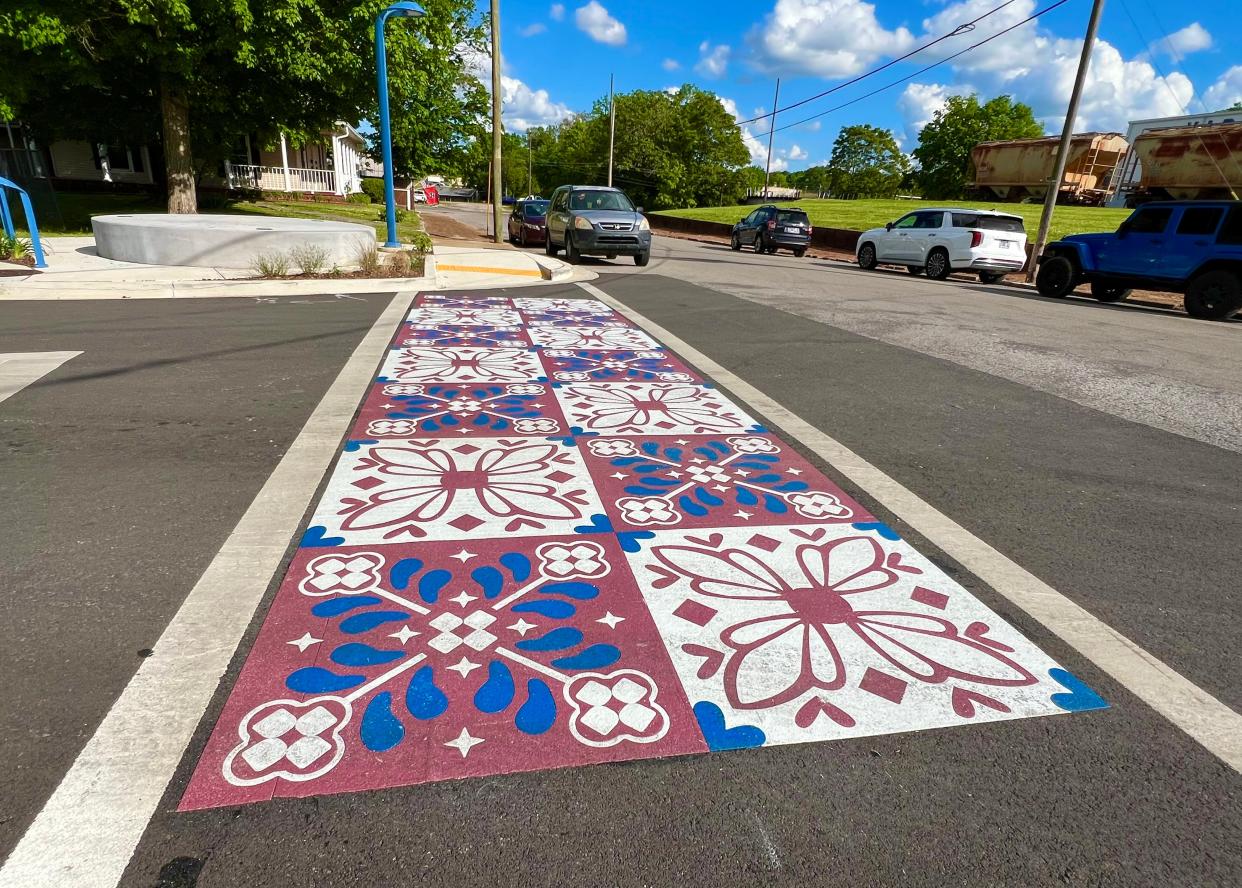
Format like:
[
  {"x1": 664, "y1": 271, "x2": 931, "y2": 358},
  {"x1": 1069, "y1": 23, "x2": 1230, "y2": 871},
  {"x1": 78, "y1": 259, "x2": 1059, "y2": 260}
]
[
  {"x1": 300, "y1": 525, "x2": 345, "y2": 548},
  {"x1": 360, "y1": 692, "x2": 405, "y2": 751},
  {"x1": 375, "y1": 2, "x2": 428, "y2": 247},
  {"x1": 512, "y1": 599, "x2": 575, "y2": 618},
  {"x1": 747, "y1": 424, "x2": 769, "y2": 434},
  {"x1": 330, "y1": 643, "x2": 405, "y2": 667},
  {"x1": 286, "y1": 666, "x2": 364, "y2": 694},
  {"x1": 418, "y1": 568, "x2": 452, "y2": 603},
  {"x1": 0, "y1": 176, "x2": 48, "y2": 267},
  {"x1": 515, "y1": 679, "x2": 556, "y2": 734},
  {"x1": 343, "y1": 439, "x2": 378, "y2": 453},
  {"x1": 311, "y1": 595, "x2": 382, "y2": 617},
  {"x1": 539, "y1": 582, "x2": 598, "y2": 600},
  {"x1": 516, "y1": 626, "x2": 584, "y2": 651},
  {"x1": 500, "y1": 552, "x2": 531, "y2": 581},
  {"x1": 405, "y1": 665, "x2": 449, "y2": 720},
  {"x1": 617, "y1": 531, "x2": 655, "y2": 552},
  {"x1": 693, "y1": 701, "x2": 766, "y2": 751},
  {"x1": 389, "y1": 557, "x2": 423, "y2": 590},
  {"x1": 851, "y1": 522, "x2": 901, "y2": 541},
  {"x1": 573, "y1": 513, "x2": 612, "y2": 534},
  {"x1": 474, "y1": 661, "x2": 515, "y2": 713},
  {"x1": 339, "y1": 610, "x2": 407, "y2": 634},
  {"x1": 471, "y1": 565, "x2": 505, "y2": 600},
  {"x1": 1049, "y1": 668, "x2": 1109, "y2": 712},
  {"x1": 551, "y1": 643, "x2": 621, "y2": 671}
]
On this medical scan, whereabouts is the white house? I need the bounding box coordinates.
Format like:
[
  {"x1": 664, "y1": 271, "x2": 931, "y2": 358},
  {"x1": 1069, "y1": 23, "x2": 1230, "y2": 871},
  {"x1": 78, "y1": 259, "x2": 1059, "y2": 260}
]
[{"x1": 1107, "y1": 108, "x2": 1241, "y2": 206}]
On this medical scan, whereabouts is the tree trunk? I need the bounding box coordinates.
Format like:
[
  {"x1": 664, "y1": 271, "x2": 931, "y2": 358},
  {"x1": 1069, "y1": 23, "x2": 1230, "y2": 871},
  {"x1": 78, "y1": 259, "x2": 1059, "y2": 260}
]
[{"x1": 161, "y1": 80, "x2": 197, "y2": 214}]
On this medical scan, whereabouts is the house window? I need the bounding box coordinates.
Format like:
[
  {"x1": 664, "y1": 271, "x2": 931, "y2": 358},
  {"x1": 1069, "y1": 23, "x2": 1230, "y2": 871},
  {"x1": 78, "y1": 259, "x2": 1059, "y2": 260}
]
[{"x1": 106, "y1": 145, "x2": 131, "y2": 171}]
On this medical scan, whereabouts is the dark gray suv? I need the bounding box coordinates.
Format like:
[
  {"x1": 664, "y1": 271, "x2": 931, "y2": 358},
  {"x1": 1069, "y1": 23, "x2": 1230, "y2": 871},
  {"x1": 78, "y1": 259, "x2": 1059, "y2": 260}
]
[{"x1": 545, "y1": 185, "x2": 652, "y2": 266}]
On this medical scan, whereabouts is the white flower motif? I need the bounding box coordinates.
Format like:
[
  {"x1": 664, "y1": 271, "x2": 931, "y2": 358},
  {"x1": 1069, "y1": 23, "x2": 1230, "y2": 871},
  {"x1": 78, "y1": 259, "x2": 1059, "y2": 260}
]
[
  {"x1": 383, "y1": 384, "x2": 425, "y2": 396},
  {"x1": 787, "y1": 491, "x2": 853, "y2": 520},
  {"x1": 299, "y1": 553, "x2": 384, "y2": 597},
  {"x1": 616, "y1": 496, "x2": 680, "y2": 526},
  {"x1": 657, "y1": 372, "x2": 693, "y2": 382},
  {"x1": 635, "y1": 351, "x2": 666, "y2": 359},
  {"x1": 554, "y1": 371, "x2": 590, "y2": 381},
  {"x1": 536, "y1": 541, "x2": 611, "y2": 579},
  {"x1": 587, "y1": 439, "x2": 639, "y2": 457},
  {"x1": 506, "y1": 384, "x2": 545, "y2": 395},
  {"x1": 727, "y1": 436, "x2": 781, "y2": 454},
  {"x1": 601, "y1": 359, "x2": 631, "y2": 369},
  {"x1": 368, "y1": 419, "x2": 419, "y2": 436},
  {"x1": 513, "y1": 418, "x2": 559, "y2": 434},
  {"x1": 542, "y1": 349, "x2": 576, "y2": 357},
  {"x1": 445, "y1": 398, "x2": 483, "y2": 414},
  {"x1": 564, "y1": 671, "x2": 669, "y2": 747},
  {"x1": 223, "y1": 697, "x2": 351, "y2": 786}
]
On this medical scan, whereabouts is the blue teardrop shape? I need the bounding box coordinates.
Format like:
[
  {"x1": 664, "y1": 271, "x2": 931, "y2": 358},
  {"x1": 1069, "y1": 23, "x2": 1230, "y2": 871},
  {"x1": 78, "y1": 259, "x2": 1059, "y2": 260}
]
[
  {"x1": 339, "y1": 610, "x2": 407, "y2": 634},
  {"x1": 515, "y1": 626, "x2": 584, "y2": 652},
  {"x1": 389, "y1": 557, "x2": 423, "y2": 590},
  {"x1": 405, "y1": 665, "x2": 448, "y2": 720},
  {"x1": 538, "y1": 582, "x2": 598, "y2": 600},
  {"x1": 551, "y1": 643, "x2": 622, "y2": 671},
  {"x1": 330, "y1": 643, "x2": 405, "y2": 667},
  {"x1": 512, "y1": 599, "x2": 575, "y2": 619},
  {"x1": 360, "y1": 692, "x2": 405, "y2": 751},
  {"x1": 474, "y1": 660, "x2": 516, "y2": 713},
  {"x1": 500, "y1": 552, "x2": 531, "y2": 581},
  {"x1": 311, "y1": 595, "x2": 382, "y2": 617},
  {"x1": 514, "y1": 679, "x2": 556, "y2": 735},
  {"x1": 471, "y1": 565, "x2": 505, "y2": 600},
  {"x1": 286, "y1": 666, "x2": 364, "y2": 694},
  {"x1": 418, "y1": 568, "x2": 452, "y2": 603}
]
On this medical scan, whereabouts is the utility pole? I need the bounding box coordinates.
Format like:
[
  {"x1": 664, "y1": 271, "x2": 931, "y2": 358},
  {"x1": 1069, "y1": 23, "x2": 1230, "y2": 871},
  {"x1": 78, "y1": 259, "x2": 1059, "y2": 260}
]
[
  {"x1": 1026, "y1": 0, "x2": 1105, "y2": 281},
  {"x1": 763, "y1": 78, "x2": 780, "y2": 199},
  {"x1": 527, "y1": 134, "x2": 533, "y2": 195},
  {"x1": 607, "y1": 73, "x2": 616, "y2": 187},
  {"x1": 489, "y1": 0, "x2": 504, "y2": 244}
]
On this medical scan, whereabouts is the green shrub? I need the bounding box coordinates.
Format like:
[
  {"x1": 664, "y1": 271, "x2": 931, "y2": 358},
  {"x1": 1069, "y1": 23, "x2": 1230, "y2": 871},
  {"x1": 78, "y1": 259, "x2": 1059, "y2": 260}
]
[
  {"x1": 346, "y1": 192, "x2": 372, "y2": 204},
  {"x1": 361, "y1": 178, "x2": 386, "y2": 203},
  {"x1": 251, "y1": 251, "x2": 290, "y2": 277},
  {"x1": 356, "y1": 241, "x2": 379, "y2": 275},
  {"x1": 408, "y1": 230, "x2": 433, "y2": 253},
  {"x1": 289, "y1": 243, "x2": 329, "y2": 275},
  {"x1": 0, "y1": 235, "x2": 32, "y2": 261}
]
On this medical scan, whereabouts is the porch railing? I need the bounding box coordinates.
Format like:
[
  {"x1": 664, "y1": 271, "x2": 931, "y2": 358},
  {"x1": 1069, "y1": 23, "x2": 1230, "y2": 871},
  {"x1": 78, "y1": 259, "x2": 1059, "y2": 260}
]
[{"x1": 228, "y1": 164, "x2": 337, "y2": 193}]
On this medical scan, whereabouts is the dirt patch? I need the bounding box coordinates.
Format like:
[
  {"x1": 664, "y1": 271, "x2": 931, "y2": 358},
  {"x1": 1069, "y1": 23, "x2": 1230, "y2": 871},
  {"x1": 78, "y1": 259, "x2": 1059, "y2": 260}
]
[{"x1": 422, "y1": 212, "x2": 492, "y2": 242}]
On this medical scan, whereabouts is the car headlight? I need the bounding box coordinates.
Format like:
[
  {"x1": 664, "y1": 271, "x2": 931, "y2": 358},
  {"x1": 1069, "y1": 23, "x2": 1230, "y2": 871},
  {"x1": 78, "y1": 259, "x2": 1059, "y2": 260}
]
[
  {"x1": 637, "y1": 216, "x2": 650, "y2": 231},
  {"x1": 574, "y1": 216, "x2": 595, "y2": 231}
]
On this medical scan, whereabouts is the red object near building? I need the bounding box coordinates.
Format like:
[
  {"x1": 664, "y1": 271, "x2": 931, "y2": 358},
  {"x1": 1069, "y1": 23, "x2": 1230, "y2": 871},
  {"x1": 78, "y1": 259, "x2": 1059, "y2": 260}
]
[{"x1": 423, "y1": 185, "x2": 439, "y2": 206}]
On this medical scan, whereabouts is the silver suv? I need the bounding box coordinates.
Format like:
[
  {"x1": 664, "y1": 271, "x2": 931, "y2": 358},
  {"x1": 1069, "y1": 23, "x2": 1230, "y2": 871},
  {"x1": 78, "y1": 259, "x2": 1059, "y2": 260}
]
[{"x1": 545, "y1": 185, "x2": 652, "y2": 266}]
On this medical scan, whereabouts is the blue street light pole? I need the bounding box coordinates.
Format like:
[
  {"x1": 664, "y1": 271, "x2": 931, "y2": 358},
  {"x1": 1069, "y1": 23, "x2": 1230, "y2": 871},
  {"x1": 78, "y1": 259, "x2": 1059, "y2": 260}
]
[{"x1": 375, "y1": 1, "x2": 426, "y2": 248}]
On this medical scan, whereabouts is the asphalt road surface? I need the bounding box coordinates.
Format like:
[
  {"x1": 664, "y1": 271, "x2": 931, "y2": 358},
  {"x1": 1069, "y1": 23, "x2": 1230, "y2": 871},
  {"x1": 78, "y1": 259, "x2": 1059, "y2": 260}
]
[{"x1": 2, "y1": 249, "x2": 1239, "y2": 888}]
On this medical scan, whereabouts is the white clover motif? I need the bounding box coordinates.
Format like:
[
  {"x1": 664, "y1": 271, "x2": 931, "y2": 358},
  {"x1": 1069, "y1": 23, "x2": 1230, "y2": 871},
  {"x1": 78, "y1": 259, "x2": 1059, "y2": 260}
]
[
  {"x1": 616, "y1": 496, "x2": 680, "y2": 526},
  {"x1": 635, "y1": 351, "x2": 666, "y2": 359},
  {"x1": 383, "y1": 384, "x2": 425, "y2": 396},
  {"x1": 564, "y1": 671, "x2": 669, "y2": 747},
  {"x1": 299, "y1": 552, "x2": 384, "y2": 597},
  {"x1": 657, "y1": 372, "x2": 693, "y2": 381},
  {"x1": 536, "y1": 541, "x2": 611, "y2": 579},
  {"x1": 727, "y1": 436, "x2": 781, "y2": 454},
  {"x1": 587, "y1": 439, "x2": 639, "y2": 457},
  {"x1": 367, "y1": 419, "x2": 419, "y2": 437},
  {"x1": 223, "y1": 697, "x2": 351, "y2": 786},
  {"x1": 513, "y1": 418, "x2": 560, "y2": 434},
  {"x1": 445, "y1": 398, "x2": 484, "y2": 414},
  {"x1": 542, "y1": 349, "x2": 576, "y2": 357},
  {"x1": 787, "y1": 491, "x2": 853, "y2": 520},
  {"x1": 554, "y1": 371, "x2": 590, "y2": 381},
  {"x1": 506, "y1": 384, "x2": 545, "y2": 395}
]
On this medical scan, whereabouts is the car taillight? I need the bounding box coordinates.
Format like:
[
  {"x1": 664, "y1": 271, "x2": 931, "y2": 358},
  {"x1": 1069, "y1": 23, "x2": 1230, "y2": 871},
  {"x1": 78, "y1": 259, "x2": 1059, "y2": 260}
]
[
  {"x1": 767, "y1": 220, "x2": 776, "y2": 230},
  {"x1": 970, "y1": 230, "x2": 984, "y2": 248}
]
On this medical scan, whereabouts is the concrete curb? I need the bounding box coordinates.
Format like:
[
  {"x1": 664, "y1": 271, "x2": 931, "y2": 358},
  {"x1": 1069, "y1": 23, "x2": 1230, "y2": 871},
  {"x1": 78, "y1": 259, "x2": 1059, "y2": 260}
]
[{"x1": 530, "y1": 254, "x2": 573, "y2": 281}]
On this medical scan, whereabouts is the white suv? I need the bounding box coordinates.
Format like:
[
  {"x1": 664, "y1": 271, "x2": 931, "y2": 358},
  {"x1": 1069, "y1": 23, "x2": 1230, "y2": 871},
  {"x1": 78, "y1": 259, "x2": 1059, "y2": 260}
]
[{"x1": 855, "y1": 208, "x2": 1028, "y2": 283}]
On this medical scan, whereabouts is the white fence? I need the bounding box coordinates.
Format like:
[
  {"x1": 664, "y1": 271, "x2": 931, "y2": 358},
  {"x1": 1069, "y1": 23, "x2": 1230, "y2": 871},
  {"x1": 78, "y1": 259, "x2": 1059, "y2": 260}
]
[{"x1": 228, "y1": 164, "x2": 337, "y2": 193}]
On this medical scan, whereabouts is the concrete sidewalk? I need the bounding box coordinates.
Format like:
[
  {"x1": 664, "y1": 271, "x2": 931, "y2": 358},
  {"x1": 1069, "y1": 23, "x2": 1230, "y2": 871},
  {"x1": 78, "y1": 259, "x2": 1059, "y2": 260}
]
[{"x1": 0, "y1": 237, "x2": 586, "y2": 299}]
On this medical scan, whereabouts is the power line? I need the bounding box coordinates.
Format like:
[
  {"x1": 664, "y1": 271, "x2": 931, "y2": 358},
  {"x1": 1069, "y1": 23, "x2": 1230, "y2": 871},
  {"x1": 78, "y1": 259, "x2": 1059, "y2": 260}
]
[
  {"x1": 749, "y1": 0, "x2": 1072, "y2": 139},
  {"x1": 736, "y1": 0, "x2": 1021, "y2": 126}
]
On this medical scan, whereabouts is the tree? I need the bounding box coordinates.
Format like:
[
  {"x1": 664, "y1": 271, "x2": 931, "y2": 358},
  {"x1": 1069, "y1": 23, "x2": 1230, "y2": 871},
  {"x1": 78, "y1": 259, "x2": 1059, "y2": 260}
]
[
  {"x1": 825, "y1": 125, "x2": 908, "y2": 198},
  {"x1": 0, "y1": 1, "x2": 485, "y2": 212},
  {"x1": 789, "y1": 165, "x2": 832, "y2": 196},
  {"x1": 913, "y1": 94, "x2": 1043, "y2": 199}
]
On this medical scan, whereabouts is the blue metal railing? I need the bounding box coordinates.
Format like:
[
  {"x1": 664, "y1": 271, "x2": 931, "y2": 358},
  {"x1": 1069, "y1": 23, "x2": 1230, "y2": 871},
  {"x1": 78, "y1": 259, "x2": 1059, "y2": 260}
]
[{"x1": 0, "y1": 175, "x2": 48, "y2": 269}]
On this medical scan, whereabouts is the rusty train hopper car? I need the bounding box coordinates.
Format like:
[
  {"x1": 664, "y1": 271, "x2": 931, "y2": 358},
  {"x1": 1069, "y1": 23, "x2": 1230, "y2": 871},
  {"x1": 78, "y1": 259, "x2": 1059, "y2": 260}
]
[
  {"x1": 970, "y1": 133, "x2": 1129, "y2": 204},
  {"x1": 1128, "y1": 123, "x2": 1242, "y2": 202}
]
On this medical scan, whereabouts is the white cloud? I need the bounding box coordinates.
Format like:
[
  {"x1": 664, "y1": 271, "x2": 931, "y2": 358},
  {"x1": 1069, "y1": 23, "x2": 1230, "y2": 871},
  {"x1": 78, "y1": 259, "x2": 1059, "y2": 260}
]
[
  {"x1": 1204, "y1": 66, "x2": 1242, "y2": 110},
  {"x1": 463, "y1": 46, "x2": 574, "y2": 133},
  {"x1": 662, "y1": 58, "x2": 680, "y2": 72},
  {"x1": 1149, "y1": 22, "x2": 1212, "y2": 60},
  {"x1": 550, "y1": 3, "x2": 565, "y2": 21},
  {"x1": 788, "y1": 144, "x2": 808, "y2": 160},
  {"x1": 519, "y1": 23, "x2": 547, "y2": 37},
  {"x1": 748, "y1": 0, "x2": 915, "y2": 78},
  {"x1": 575, "y1": 2, "x2": 626, "y2": 46},
  {"x1": 695, "y1": 42, "x2": 731, "y2": 78},
  {"x1": 802, "y1": 120, "x2": 822, "y2": 132},
  {"x1": 663, "y1": 86, "x2": 681, "y2": 96},
  {"x1": 721, "y1": 95, "x2": 787, "y2": 169}
]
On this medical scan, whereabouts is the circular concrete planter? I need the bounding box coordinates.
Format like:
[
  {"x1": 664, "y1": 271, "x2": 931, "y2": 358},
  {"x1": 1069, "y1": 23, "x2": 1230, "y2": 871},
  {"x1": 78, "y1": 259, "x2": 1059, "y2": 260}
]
[{"x1": 91, "y1": 213, "x2": 376, "y2": 269}]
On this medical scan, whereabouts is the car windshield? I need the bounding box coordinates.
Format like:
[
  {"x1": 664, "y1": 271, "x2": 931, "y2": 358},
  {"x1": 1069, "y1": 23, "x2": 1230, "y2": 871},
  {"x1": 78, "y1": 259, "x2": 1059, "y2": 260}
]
[
  {"x1": 776, "y1": 210, "x2": 809, "y2": 225},
  {"x1": 569, "y1": 190, "x2": 634, "y2": 211},
  {"x1": 952, "y1": 213, "x2": 1025, "y2": 234},
  {"x1": 524, "y1": 201, "x2": 549, "y2": 217}
]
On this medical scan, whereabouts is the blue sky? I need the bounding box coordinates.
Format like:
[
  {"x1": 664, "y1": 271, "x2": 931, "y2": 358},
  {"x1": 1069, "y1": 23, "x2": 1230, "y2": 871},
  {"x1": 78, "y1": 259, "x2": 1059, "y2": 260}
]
[{"x1": 488, "y1": 0, "x2": 1241, "y2": 170}]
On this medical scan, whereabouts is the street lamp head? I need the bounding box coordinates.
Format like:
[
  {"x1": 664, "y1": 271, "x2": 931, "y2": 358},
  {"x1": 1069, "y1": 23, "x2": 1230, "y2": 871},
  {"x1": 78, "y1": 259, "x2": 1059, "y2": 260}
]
[{"x1": 386, "y1": 1, "x2": 425, "y2": 16}]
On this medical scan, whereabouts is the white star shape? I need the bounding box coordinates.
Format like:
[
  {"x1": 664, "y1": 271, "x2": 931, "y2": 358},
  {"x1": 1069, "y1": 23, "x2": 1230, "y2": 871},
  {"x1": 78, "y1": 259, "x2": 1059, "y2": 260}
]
[
  {"x1": 734, "y1": 469, "x2": 751, "y2": 477},
  {"x1": 508, "y1": 618, "x2": 537, "y2": 636},
  {"x1": 381, "y1": 403, "x2": 395, "y2": 409},
  {"x1": 674, "y1": 439, "x2": 690, "y2": 445},
  {"x1": 447, "y1": 656, "x2": 481, "y2": 677},
  {"x1": 450, "y1": 590, "x2": 477, "y2": 608},
  {"x1": 449, "y1": 548, "x2": 478, "y2": 563},
  {"x1": 712, "y1": 484, "x2": 730, "y2": 492},
  {"x1": 287, "y1": 632, "x2": 321, "y2": 653},
  {"x1": 596, "y1": 611, "x2": 625, "y2": 629},
  {"x1": 689, "y1": 458, "x2": 705, "y2": 464},
  {"x1": 389, "y1": 625, "x2": 420, "y2": 645},
  {"x1": 786, "y1": 467, "x2": 803, "y2": 475},
  {"x1": 458, "y1": 428, "x2": 473, "y2": 434},
  {"x1": 733, "y1": 510, "x2": 753, "y2": 520},
  {"x1": 666, "y1": 471, "x2": 683, "y2": 479},
  {"x1": 444, "y1": 728, "x2": 485, "y2": 758},
  {"x1": 610, "y1": 472, "x2": 628, "y2": 480}
]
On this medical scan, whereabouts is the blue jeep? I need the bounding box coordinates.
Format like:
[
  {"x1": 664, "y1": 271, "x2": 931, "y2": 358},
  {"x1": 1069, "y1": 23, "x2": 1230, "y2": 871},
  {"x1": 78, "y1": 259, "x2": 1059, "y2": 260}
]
[{"x1": 1036, "y1": 201, "x2": 1242, "y2": 320}]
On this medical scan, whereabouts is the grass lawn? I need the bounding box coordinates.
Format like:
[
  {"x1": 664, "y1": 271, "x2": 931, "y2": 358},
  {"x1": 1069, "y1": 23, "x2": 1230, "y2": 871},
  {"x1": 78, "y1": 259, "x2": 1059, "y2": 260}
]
[
  {"x1": 224, "y1": 199, "x2": 430, "y2": 245},
  {"x1": 656, "y1": 198, "x2": 1133, "y2": 242}
]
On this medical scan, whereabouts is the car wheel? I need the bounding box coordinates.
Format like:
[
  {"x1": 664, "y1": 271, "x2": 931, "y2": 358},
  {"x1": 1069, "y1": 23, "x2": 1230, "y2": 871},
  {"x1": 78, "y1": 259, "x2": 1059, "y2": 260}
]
[
  {"x1": 754, "y1": 233, "x2": 766, "y2": 253},
  {"x1": 906, "y1": 265, "x2": 924, "y2": 275},
  {"x1": 606, "y1": 254, "x2": 617, "y2": 260},
  {"x1": 518, "y1": 228, "x2": 527, "y2": 247},
  {"x1": 544, "y1": 235, "x2": 557, "y2": 257},
  {"x1": 793, "y1": 248, "x2": 806, "y2": 258},
  {"x1": 1184, "y1": 269, "x2": 1242, "y2": 320},
  {"x1": 925, "y1": 248, "x2": 951, "y2": 281},
  {"x1": 1035, "y1": 256, "x2": 1076, "y2": 298},
  {"x1": 979, "y1": 271, "x2": 1006, "y2": 284},
  {"x1": 634, "y1": 251, "x2": 650, "y2": 267},
  {"x1": 730, "y1": 233, "x2": 741, "y2": 252},
  {"x1": 1090, "y1": 282, "x2": 1130, "y2": 302},
  {"x1": 857, "y1": 242, "x2": 877, "y2": 270},
  {"x1": 564, "y1": 234, "x2": 580, "y2": 264}
]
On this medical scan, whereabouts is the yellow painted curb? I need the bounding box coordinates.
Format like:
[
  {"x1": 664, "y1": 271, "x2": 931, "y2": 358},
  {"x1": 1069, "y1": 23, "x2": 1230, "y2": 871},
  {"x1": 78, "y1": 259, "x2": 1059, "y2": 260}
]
[{"x1": 436, "y1": 263, "x2": 543, "y2": 278}]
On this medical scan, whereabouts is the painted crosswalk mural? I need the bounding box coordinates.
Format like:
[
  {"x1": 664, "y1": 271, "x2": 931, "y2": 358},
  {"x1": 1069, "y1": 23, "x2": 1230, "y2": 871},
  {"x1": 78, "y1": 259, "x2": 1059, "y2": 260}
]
[{"x1": 181, "y1": 291, "x2": 1106, "y2": 809}]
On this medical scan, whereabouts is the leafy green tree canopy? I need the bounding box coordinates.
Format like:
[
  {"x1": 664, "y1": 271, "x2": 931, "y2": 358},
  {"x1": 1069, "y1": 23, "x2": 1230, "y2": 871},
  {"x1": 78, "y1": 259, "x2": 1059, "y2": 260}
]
[
  {"x1": 913, "y1": 94, "x2": 1043, "y2": 199},
  {"x1": 826, "y1": 124, "x2": 909, "y2": 199}
]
